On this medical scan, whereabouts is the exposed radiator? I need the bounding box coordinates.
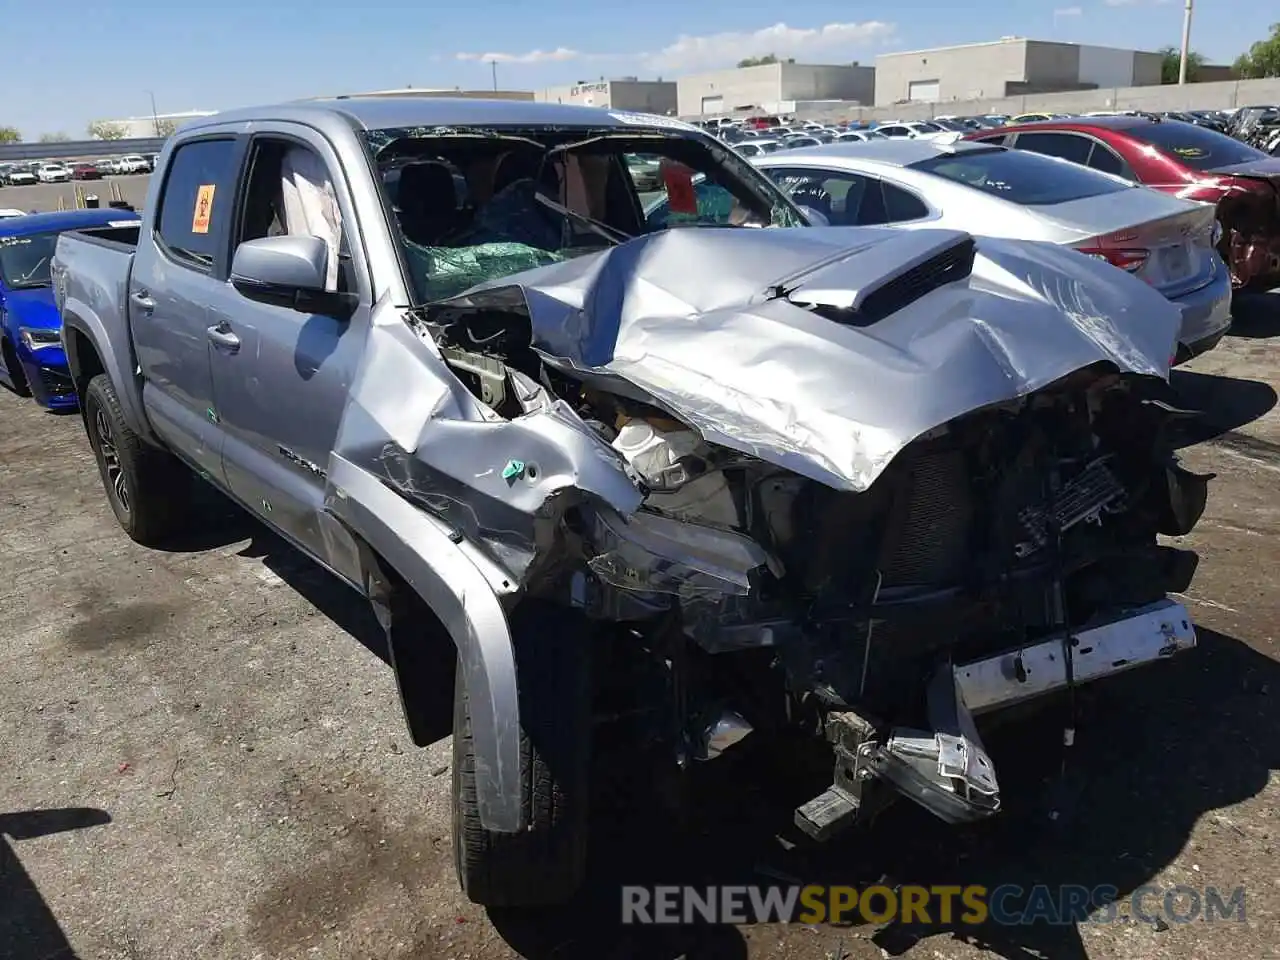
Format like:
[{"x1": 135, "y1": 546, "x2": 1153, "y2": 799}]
[{"x1": 877, "y1": 449, "x2": 974, "y2": 587}]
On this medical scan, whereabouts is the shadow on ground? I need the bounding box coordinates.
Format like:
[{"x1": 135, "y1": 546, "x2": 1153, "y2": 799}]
[
  {"x1": 0, "y1": 808, "x2": 111, "y2": 960},
  {"x1": 1169, "y1": 369, "x2": 1278, "y2": 448},
  {"x1": 487, "y1": 627, "x2": 1279, "y2": 960},
  {"x1": 1228, "y1": 292, "x2": 1280, "y2": 339}
]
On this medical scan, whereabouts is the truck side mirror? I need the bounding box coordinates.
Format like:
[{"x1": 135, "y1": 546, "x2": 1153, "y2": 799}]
[{"x1": 230, "y1": 235, "x2": 356, "y2": 318}]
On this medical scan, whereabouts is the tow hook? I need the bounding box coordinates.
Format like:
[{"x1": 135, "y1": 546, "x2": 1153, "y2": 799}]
[{"x1": 794, "y1": 665, "x2": 1002, "y2": 842}]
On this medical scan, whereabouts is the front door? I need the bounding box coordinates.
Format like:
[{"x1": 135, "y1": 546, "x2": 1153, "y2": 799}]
[
  {"x1": 130, "y1": 135, "x2": 244, "y2": 485},
  {"x1": 207, "y1": 130, "x2": 370, "y2": 579}
]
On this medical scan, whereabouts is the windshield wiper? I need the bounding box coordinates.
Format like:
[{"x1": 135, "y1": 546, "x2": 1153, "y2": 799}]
[{"x1": 533, "y1": 192, "x2": 633, "y2": 246}]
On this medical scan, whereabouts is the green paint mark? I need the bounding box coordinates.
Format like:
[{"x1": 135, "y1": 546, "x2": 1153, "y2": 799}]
[
  {"x1": 501, "y1": 459, "x2": 525, "y2": 481},
  {"x1": 206, "y1": 407, "x2": 219, "y2": 423}
]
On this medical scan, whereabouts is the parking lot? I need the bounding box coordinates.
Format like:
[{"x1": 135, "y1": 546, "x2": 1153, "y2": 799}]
[
  {"x1": 0, "y1": 176, "x2": 151, "y2": 215},
  {"x1": 0, "y1": 281, "x2": 1276, "y2": 960}
]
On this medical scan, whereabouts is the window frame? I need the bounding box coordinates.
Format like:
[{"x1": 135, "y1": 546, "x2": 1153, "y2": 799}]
[
  {"x1": 152, "y1": 135, "x2": 246, "y2": 278},
  {"x1": 1009, "y1": 130, "x2": 1094, "y2": 166}
]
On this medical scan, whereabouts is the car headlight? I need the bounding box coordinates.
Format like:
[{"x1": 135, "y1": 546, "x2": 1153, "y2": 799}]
[{"x1": 19, "y1": 327, "x2": 61, "y2": 352}]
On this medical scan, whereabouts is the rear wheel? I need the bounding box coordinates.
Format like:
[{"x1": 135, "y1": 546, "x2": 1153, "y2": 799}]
[
  {"x1": 83, "y1": 374, "x2": 192, "y2": 546},
  {"x1": 452, "y1": 601, "x2": 592, "y2": 907}
]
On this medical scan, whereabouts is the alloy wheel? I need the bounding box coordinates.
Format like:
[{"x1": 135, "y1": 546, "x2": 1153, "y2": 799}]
[{"x1": 94, "y1": 406, "x2": 130, "y2": 515}]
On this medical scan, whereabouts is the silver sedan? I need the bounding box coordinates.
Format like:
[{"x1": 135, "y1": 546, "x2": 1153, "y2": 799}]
[{"x1": 754, "y1": 139, "x2": 1233, "y2": 360}]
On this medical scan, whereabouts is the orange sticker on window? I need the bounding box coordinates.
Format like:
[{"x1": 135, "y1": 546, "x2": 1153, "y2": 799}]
[
  {"x1": 660, "y1": 160, "x2": 697, "y2": 215},
  {"x1": 191, "y1": 184, "x2": 216, "y2": 234}
]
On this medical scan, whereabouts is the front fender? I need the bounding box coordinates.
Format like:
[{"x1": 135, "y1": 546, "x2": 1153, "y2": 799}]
[
  {"x1": 324, "y1": 454, "x2": 523, "y2": 834},
  {"x1": 61, "y1": 303, "x2": 159, "y2": 445}
]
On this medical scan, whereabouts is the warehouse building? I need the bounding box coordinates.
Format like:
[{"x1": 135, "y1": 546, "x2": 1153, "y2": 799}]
[
  {"x1": 873, "y1": 38, "x2": 1163, "y2": 106},
  {"x1": 534, "y1": 78, "x2": 677, "y2": 114},
  {"x1": 91, "y1": 110, "x2": 218, "y2": 139},
  {"x1": 676, "y1": 61, "x2": 876, "y2": 117}
]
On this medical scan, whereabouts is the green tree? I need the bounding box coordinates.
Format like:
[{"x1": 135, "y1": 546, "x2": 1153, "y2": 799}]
[
  {"x1": 39, "y1": 131, "x2": 71, "y2": 143},
  {"x1": 1159, "y1": 45, "x2": 1206, "y2": 83},
  {"x1": 737, "y1": 54, "x2": 779, "y2": 68},
  {"x1": 153, "y1": 118, "x2": 177, "y2": 137},
  {"x1": 0, "y1": 126, "x2": 20, "y2": 143},
  {"x1": 87, "y1": 120, "x2": 128, "y2": 141},
  {"x1": 1234, "y1": 22, "x2": 1280, "y2": 78}
]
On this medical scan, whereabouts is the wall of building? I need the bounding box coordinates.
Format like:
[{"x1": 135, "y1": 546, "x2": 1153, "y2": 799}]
[
  {"x1": 537, "y1": 80, "x2": 675, "y2": 113},
  {"x1": 875, "y1": 39, "x2": 1036, "y2": 105},
  {"x1": 1133, "y1": 51, "x2": 1164, "y2": 86},
  {"x1": 1075, "y1": 45, "x2": 1135, "y2": 88},
  {"x1": 677, "y1": 63, "x2": 874, "y2": 115},
  {"x1": 779, "y1": 63, "x2": 875, "y2": 105},
  {"x1": 797, "y1": 75, "x2": 1280, "y2": 124},
  {"x1": 94, "y1": 112, "x2": 217, "y2": 139},
  {"x1": 1022, "y1": 41, "x2": 1082, "y2": 90}
]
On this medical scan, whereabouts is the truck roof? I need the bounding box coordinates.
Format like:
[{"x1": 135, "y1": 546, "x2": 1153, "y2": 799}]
[
  {"x1": 0, "y1": 208, "x2": 140, "y2": 237},
  {"x1": 187, "y1": 97, "x2": 697, "y2": 135}
]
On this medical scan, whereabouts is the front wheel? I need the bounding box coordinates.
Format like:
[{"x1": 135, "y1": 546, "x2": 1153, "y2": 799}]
[
  {"x1": 452, "y1": 601, "x2": 592, "y2": 907},
  {"x1": 82, "y1": 374, "x2": 193, "y2": 546}
]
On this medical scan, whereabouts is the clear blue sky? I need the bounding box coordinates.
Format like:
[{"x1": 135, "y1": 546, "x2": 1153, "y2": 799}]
[{"x1": 2, "y1": 0, "x2": 1269, "y2": 139}]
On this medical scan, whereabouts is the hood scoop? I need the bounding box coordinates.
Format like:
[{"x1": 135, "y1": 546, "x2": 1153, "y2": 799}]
[{"x1": 780, "y1": 231, "x2": 977, "y2": 327}]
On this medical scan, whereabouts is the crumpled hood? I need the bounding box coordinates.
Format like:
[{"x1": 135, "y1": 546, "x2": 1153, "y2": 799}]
[
  {"x1": 449, "y1": 227, "x2": 1181, "y2": 492},
  {"x1": 2, "y1": 286, "x2": 59, "y2": 330}
]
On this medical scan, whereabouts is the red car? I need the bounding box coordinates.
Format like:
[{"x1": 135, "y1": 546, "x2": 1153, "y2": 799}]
[
  {"x1": 71, "y1": 163, "x2": 103, "y2": 181},
  {"x1": 965, "y1": 116, "x2": 1280, "y2": 290}
]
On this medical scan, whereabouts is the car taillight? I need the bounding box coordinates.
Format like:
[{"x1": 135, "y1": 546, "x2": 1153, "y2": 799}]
[{"x1": 1078, "y1": 246, "x2": 1149, "y2": 273}]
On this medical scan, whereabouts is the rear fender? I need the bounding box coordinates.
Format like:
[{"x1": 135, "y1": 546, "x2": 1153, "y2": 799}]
[
  {"x1": 60, "y1": 305, "x2": 158, "y2": 445},
  {"x1": 325, "y1": 453, "x2": 523, "y2": 834}
]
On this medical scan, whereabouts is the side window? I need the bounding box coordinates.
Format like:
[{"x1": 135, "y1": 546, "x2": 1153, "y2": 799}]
[
  {"x1": 1012, "y1": 132, "x2": 1092, "y2": 166},
  {"x1": 155, "y1": 139, "x2": 238, "y2": 270},
  {"x1": 883, "y1": 183, "x2": 929, "y2": 222},
  {"x1": 974, "y1": 133, "x2": 1009, "y2": 146},
  {"x1": 235, "y1": 138, "x2": 348, "y2": 293},
  {"x1": 878, "y1": 126, "x2": 906, "y2": 138},
  {"x1": 1087, "y1": 143, "x2": 1128, "y2": 178}
]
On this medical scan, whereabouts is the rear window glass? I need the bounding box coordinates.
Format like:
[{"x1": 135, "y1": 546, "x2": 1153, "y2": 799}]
[
  {"x1": 1131, "y1": 120, "x2": 1267, "y2": 171},
  {"x1": 910, "y1": 147, "x2": 1131, "y2": 205}
]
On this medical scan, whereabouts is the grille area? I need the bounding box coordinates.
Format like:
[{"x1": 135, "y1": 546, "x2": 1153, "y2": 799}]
[
  {"x1": 37, "y1": 367, "x2": 75, "y2": 398},
  {"x1": 876, "y1": 448, "x2": 974, "y2": 586}
]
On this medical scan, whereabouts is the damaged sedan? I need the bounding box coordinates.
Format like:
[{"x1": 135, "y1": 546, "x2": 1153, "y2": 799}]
[{"x1": 52, "y1": 98, "x2": 1210, "y2": 908}]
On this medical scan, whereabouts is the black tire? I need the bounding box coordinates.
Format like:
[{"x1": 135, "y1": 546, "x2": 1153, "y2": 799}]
[
  {"x1": 1, "y1": 338, "x2": 31, "y2": 397},
  {"x1": 82, "y1": 373, "x2": 192, "y2": 546},
  {"x1": 452, "y1": 601, "x2": 592, "y2": 907}
]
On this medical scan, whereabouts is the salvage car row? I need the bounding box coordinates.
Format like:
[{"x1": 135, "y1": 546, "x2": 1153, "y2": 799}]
[
  {"x1": 0, "y1": 154, "x2": 155, "y2": 186},
  {"x1": 0, "y1": 98, "x2": 1245, "y2": 909}
]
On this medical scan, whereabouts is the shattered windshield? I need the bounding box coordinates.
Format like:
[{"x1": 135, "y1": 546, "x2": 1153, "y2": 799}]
[{"x1": 363, "y1": 124, "x2": 806, "y2": 304}]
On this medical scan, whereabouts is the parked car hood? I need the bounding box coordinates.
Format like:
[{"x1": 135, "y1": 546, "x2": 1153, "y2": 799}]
[
  {"x1": 443, "y1": 226, "x2": 1180, "y2": 492},
  {"x1": 2, "y1": 286, "x2": 60, "y2": 330}
]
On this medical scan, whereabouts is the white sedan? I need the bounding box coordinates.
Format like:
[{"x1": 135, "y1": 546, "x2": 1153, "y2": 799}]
[
  {"x1": 753, "y1": 139, "x2": 1232, "y2": 361},
  {"x1": 871, "y1": 120, "x2": 955, "y2": 142},
  {"x1": 35, "y1": 163, "x2": 70, "y2": 183}
]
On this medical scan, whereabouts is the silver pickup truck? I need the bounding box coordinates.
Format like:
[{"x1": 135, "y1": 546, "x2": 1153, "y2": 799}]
[{"x1": 52, "y1": 97, "x2": 1211, "y2": 907}]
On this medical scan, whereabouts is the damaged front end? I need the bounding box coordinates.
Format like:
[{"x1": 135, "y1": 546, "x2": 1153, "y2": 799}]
[{"x1": 367, "y1": 225, "x2": 1209, "y2": 836}]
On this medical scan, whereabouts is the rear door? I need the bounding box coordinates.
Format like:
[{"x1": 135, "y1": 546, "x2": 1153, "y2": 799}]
[{"x1": 130, "y1": 134, "x2": 245, "y2": 484}]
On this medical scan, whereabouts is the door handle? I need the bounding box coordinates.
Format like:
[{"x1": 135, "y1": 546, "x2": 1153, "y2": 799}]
[
  {"x1": 130, "y1": 289, "x2": 155, "y2": 315},
  {"x1": 206, "y1": 324, "x2": 241, "y2": 353}
]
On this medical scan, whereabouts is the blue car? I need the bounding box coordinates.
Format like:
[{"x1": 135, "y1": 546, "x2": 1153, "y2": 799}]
[{"x1": 0, "y1": 209, "x2": 140, "y2": 409}]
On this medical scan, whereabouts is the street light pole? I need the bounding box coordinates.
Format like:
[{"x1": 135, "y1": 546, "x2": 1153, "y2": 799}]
[
  {"x1": 147, "y1": 90, "x2": 160, "y2": 135},
  {"x1": 1177, "y1": 0, "x2": 1194, "y2": 85},
  {"x1": 490, "y1": 60, "x2": 498, "y2": 91}
]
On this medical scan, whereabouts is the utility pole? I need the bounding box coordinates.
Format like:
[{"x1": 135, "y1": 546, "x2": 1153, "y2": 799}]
[
  {"x1": 147, "y1": 90, "x2": 160, "y2": 135},
  {"x1": 490, "y1": 60, "x2": 498, "y2": 92},
  {"x1": 1177, "y1": 0, "x2": 1194, "y2": 85}
]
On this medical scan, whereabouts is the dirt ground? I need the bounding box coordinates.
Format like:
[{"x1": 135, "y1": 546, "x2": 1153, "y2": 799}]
[{"x1": 2, "y1": 297, "x2": 1279, "y2": 960}]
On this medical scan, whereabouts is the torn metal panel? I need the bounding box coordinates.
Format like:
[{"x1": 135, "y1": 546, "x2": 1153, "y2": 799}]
[{"x1": 444, "y1": 227, "x2": 1181, "y2": 493}]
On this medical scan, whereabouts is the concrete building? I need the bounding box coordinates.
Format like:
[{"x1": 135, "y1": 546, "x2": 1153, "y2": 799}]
[
  {"x1": 676, "y1": 62, "x2": 876, "y2": 117},
  {"x1": 92, "y1": 110, "x2": 218, "y2": 139},
  {"x1": 534, "y1": 78, "x2": 677, "y2": 114},
  {"x1": 873, "y1": 38, "x2": 1163, "y2": 106}
]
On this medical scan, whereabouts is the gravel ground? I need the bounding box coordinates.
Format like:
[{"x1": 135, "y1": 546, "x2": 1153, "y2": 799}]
[{"x1": 1, "y1": 297, "x2": 1278, "y2": 960}]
